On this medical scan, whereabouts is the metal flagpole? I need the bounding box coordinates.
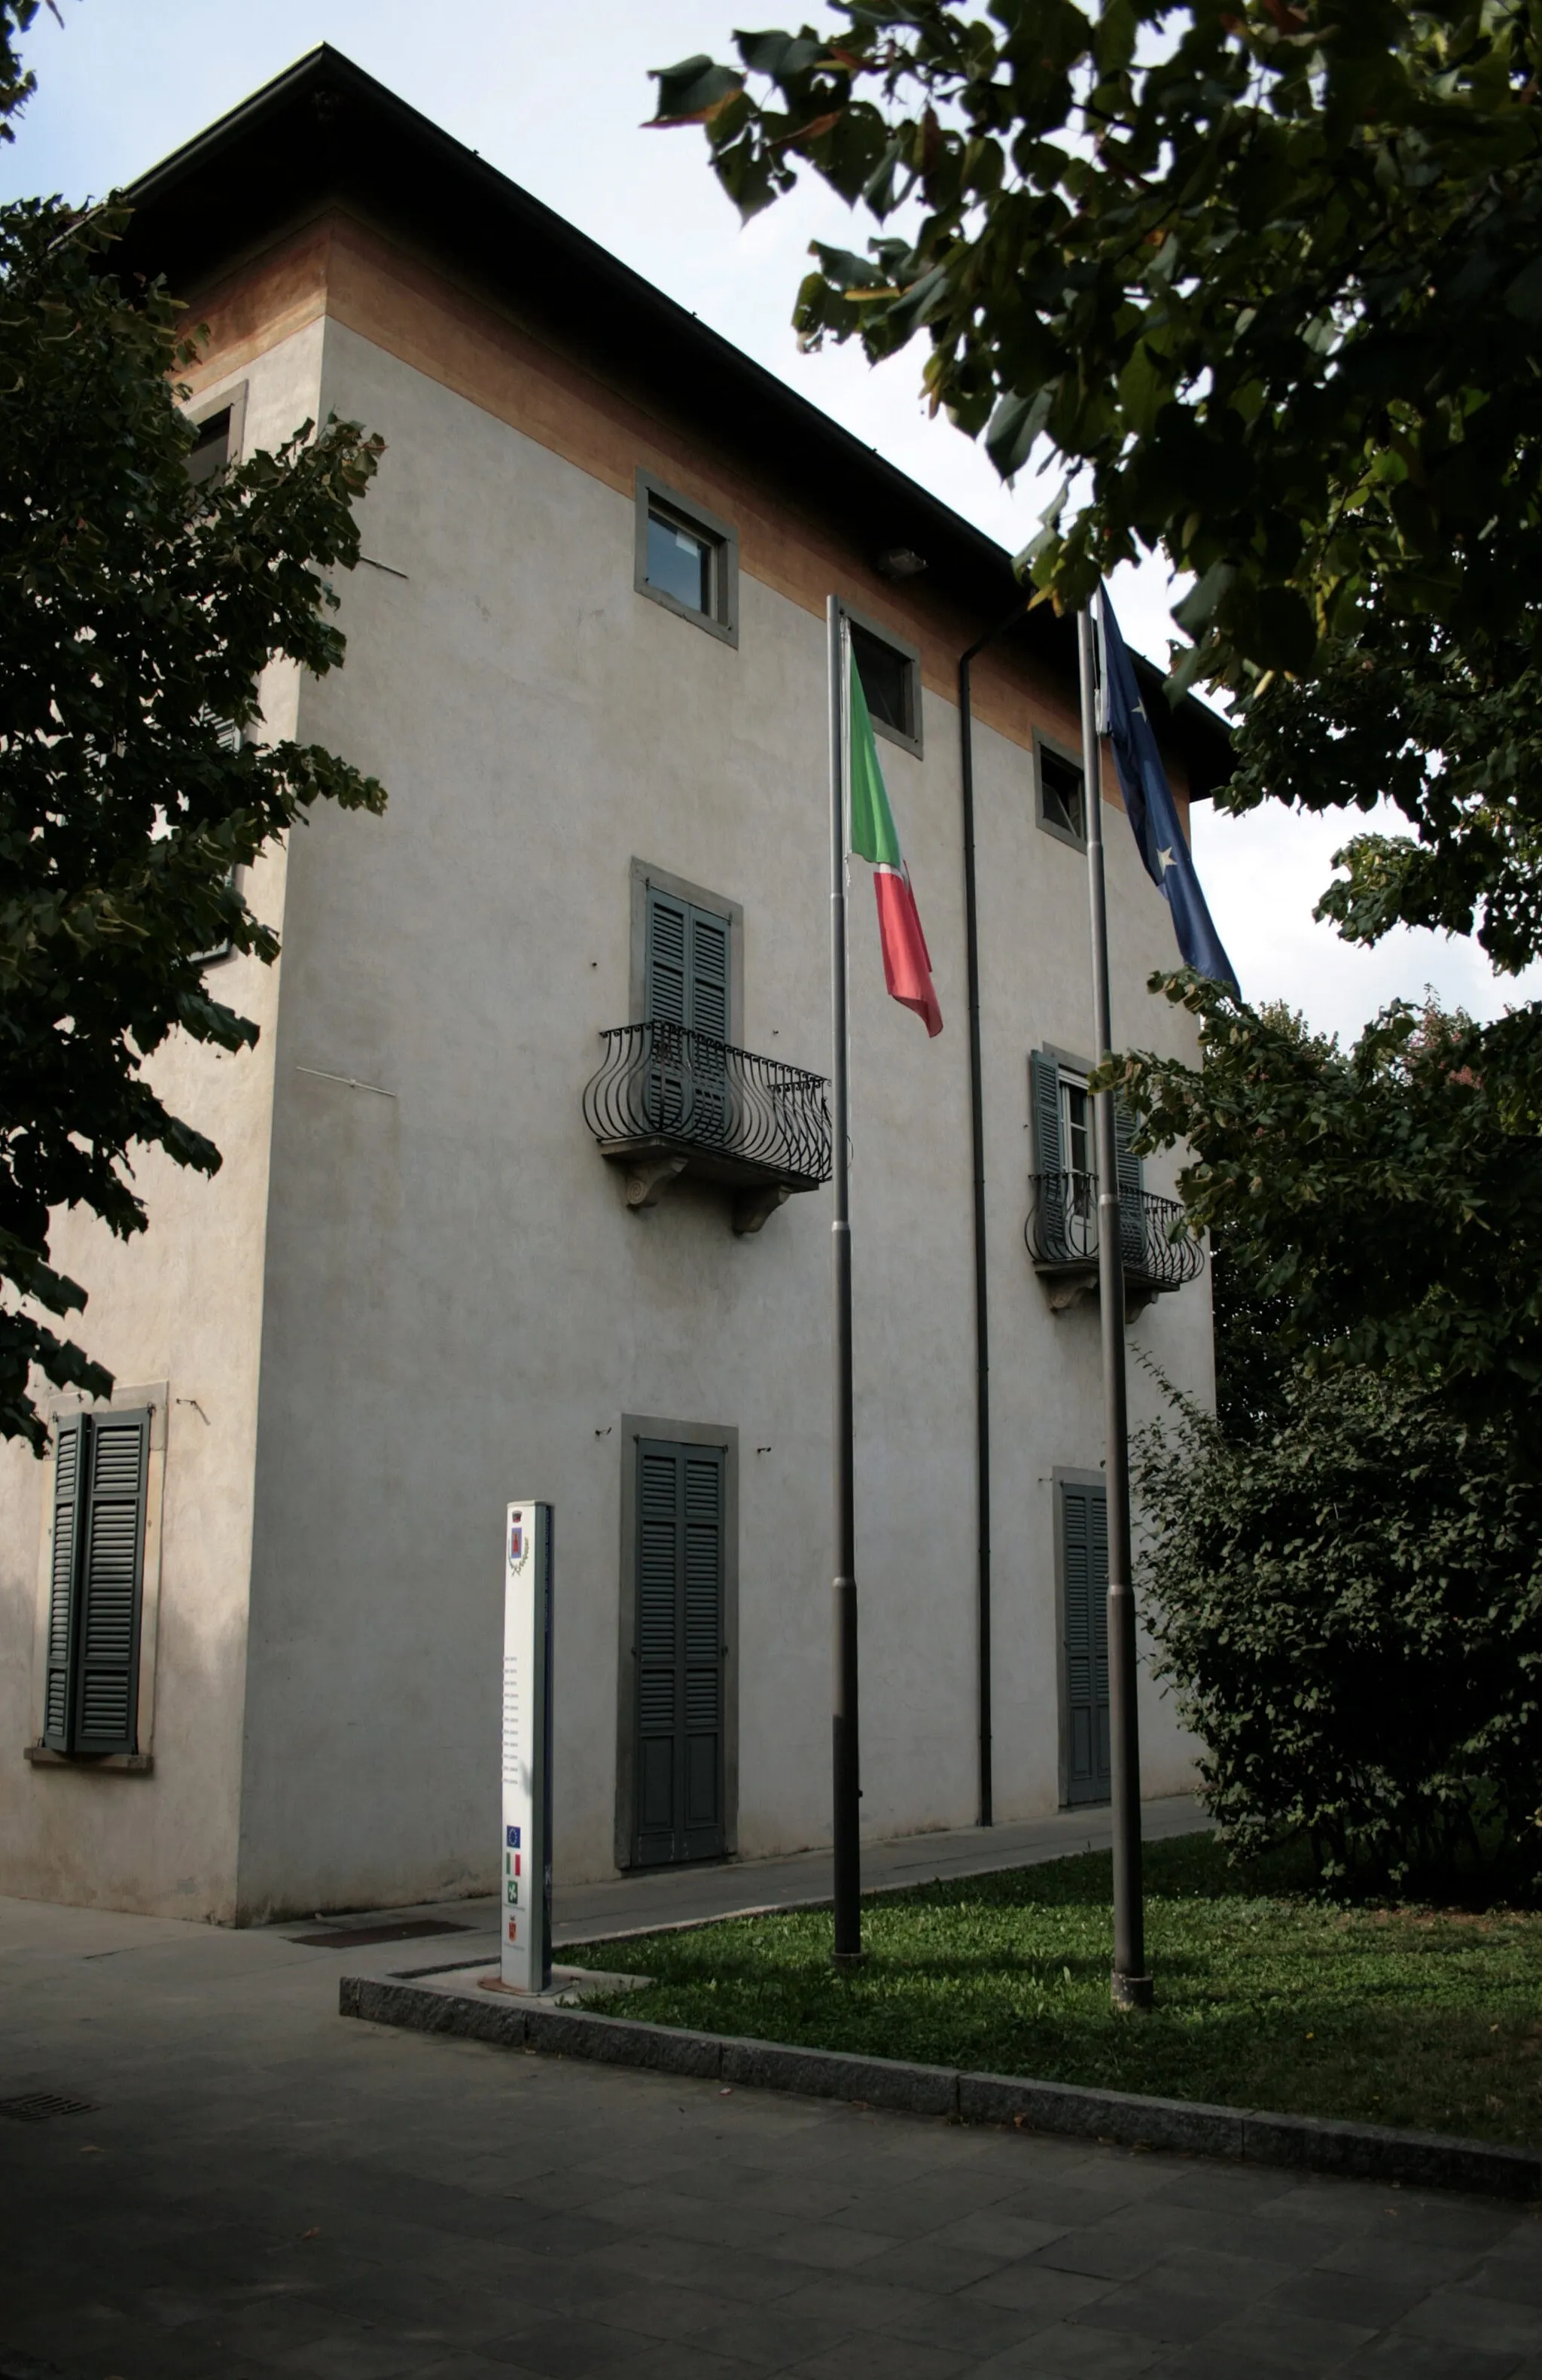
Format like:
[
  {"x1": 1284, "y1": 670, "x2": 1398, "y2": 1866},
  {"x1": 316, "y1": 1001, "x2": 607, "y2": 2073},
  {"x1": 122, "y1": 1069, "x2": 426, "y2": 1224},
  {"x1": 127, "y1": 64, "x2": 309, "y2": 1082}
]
[
  {"x1": 827, "y1": 596, "x2": 862, "y2": 1968},
  {"x1": 1078, "y1": 595, "x2": 1152, "y2": 2013}
]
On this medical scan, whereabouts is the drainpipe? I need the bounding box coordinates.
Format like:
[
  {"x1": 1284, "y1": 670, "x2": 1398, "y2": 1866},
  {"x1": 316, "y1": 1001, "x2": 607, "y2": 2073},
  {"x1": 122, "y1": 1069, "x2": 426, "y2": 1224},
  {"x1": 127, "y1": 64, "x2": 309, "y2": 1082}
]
[{"x1": 958, "y1": 595, "x2": 1031, "y2": 1831}]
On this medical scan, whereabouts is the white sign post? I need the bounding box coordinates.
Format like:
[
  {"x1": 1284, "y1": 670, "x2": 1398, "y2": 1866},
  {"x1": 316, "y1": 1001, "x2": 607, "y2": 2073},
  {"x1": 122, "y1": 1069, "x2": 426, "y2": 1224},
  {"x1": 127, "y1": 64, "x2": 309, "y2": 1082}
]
[{"x1": 500, "y1": 1500, "x2": 553, "y2": 1994}]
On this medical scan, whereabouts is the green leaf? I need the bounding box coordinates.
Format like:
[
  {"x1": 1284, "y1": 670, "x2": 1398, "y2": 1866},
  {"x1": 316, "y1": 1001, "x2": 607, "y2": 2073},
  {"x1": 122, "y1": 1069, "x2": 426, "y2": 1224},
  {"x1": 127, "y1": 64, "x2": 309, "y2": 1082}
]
[{"x1": 648, "y1": 53, "x2": 745, "y2": 126}]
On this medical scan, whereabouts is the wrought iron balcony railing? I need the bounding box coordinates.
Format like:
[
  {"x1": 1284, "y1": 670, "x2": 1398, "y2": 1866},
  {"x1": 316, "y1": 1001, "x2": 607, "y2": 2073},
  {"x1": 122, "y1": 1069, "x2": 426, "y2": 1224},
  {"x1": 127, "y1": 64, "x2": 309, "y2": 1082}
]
[
  {"x1": 1025, "y1": 1171, "x2": 1205, "y2": 1306},
  {"x1": 583, "y1": 1020, "x2": 832, "y2": 1234}
]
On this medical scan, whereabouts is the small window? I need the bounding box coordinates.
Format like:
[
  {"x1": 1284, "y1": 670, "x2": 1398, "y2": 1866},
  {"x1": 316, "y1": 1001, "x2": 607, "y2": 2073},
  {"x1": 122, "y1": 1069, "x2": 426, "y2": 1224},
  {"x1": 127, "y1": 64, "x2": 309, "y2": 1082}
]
[
  {"x1": 1035, "y1": 732, "x2": 1086, "y2": 850},
  {"x1": 846, "y1": 608, "x2": 922, "y2": 756},
  {"x1": 634, "y1": 469, "x2": 738, "y2": 646},
  {"x1": 187, "y1": 406, "x2": 233, "y2": 489},
  {"x1": 646, "y1": 510, "x2": 712, "y2": 616}
]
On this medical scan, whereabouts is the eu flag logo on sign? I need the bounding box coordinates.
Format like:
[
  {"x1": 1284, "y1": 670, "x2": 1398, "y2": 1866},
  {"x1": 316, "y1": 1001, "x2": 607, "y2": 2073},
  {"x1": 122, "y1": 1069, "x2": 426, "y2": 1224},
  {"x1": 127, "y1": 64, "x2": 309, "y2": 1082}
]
[
  {"x1": 506, "y1": 1825, "x2": 520, "y2": 1849},
  {"x1": 1099, "y1": 589, "x2": 1239, "y2": 1000}
]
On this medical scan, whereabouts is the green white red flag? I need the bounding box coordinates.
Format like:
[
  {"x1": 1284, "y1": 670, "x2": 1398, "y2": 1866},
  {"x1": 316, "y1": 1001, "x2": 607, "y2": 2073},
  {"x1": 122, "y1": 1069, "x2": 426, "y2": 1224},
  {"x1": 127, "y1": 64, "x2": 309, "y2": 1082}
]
[{"x1": 847, "y1": 647, "x2": 943, "y2": 1038}]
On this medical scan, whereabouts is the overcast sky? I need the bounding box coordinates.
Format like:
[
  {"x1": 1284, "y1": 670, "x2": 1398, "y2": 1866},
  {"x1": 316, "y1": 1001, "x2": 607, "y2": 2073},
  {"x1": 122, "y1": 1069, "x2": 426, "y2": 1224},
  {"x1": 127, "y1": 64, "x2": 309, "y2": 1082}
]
[{"x1": 7, "y1": 0, "x2": 1534, "y2": 1046}]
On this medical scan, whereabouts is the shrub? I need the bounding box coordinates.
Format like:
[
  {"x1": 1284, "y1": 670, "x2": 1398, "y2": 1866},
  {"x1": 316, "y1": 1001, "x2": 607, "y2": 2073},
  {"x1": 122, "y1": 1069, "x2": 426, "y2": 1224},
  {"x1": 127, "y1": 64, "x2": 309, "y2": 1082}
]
[{"x1": 1136, "y1": 1369, "x2": 1542, "y2": 1893}]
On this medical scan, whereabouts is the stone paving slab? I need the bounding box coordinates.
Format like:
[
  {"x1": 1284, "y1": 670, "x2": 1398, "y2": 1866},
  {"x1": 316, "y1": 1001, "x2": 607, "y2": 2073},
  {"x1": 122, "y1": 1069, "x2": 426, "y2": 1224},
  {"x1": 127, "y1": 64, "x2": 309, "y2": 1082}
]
[{"x1": 2, "y1": 1886, "x2": 1540, "y2": 2376}]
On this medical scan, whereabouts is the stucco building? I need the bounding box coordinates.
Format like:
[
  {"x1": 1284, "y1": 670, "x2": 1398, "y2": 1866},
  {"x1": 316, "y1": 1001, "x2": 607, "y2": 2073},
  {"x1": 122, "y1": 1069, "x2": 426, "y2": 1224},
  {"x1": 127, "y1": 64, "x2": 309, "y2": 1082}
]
[{"x1": 0, "y1": 52, "x2": 1229, "y2": 1924}]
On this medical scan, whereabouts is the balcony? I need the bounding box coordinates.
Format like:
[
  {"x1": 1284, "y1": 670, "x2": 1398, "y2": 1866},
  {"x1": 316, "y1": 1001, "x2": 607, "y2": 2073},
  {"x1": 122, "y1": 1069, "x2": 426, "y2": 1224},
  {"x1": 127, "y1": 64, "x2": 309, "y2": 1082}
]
[
  {"x1": 1025, "y1": 1172, "x2": 1205, "y2": 1312},
  {"x1": 583, "y1": 1020, "x2": 832, "y2": 1234}
]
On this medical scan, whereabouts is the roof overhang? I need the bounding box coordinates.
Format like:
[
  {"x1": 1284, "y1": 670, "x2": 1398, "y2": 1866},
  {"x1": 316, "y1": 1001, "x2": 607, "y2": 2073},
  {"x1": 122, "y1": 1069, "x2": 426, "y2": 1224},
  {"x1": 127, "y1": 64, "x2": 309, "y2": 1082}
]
[{"x1": 115, "y1": 44, "x2": 1233, "y2": 799}]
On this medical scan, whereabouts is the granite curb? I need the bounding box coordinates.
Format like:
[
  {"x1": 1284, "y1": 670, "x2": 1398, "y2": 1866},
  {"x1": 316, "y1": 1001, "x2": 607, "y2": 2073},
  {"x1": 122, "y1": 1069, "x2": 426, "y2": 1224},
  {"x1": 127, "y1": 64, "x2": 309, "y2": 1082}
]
[{"x1": 340, "y1": 1973, "x2": 1541, "y2": 2202}]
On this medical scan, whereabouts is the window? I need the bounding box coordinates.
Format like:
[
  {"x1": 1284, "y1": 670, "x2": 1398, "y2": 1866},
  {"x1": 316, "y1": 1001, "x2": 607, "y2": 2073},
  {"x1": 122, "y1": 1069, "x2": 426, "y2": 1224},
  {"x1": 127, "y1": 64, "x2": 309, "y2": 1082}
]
[
  {"x1": 190, "y1": 719, "x2": 245, "y2": 970},
  {"x1": 1030, "y1": 1047, "x2": 1144, "y2": 1269},
  {"x1": 187, "y1": 406, "x2": 233, "y2": 489},
  {"x1": 1060, "y1": 1073, "x2": 1093, "y2": 1183},
  {"x1": 1035, "y1": 730, "x2": 1086, "y2": 850},
  {"x1": 182, "y1": 383, "x2": 245, "y2": 495},
  {"x1": 634, "y1": 468, "x2": 738, "y2": 645},
  {"x1": 44, "y1": 1409, "x2": 151, "y2": 1758},
  {"x1": 845, "y1": 607, "x2": 922, "y2": 756},
  {"x1": 646, "y1": 510, "x2": 712, "y2": 615}
]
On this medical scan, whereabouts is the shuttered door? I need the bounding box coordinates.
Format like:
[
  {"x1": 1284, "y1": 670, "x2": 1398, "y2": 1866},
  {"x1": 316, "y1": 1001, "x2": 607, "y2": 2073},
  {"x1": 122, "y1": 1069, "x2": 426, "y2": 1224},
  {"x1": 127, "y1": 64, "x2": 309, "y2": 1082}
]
[
  {"x1": 633, "y1": 1439, "x2": 727, "y2": 1867},
  {"x1": 1061, "y1": 1481, "x2": 1111, "y2": 1806},
  {"x1": 72, "y1": 1411, "x2": 150, "y2": 1755},
  {"x1": 645, "y1": 887, "x2": 732, "y2": 1036},
  {"x1": 43, "y1": 1414, "x2": 86, "y2": 1750},
  {"x1": 645, "y1": 889, "x2": 732, "y2": 1142}
]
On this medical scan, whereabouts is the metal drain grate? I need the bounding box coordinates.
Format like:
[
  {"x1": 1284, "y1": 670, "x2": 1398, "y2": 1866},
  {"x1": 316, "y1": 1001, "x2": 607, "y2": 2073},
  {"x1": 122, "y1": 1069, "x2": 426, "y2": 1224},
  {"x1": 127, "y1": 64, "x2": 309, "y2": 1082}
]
[
  {"x1": 288, "y1": 1918, "x2": 473, "y2": 1950},
  {"x1": 0, "y1": 2092, "x2": 97, "y2": 2122}
]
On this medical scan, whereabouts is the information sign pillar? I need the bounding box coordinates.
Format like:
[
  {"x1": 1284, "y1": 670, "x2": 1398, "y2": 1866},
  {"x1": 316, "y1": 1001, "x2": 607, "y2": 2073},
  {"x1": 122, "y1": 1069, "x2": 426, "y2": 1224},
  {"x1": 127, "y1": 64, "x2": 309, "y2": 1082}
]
[{"x1": 500, "y1": 1500, "x2": 553, "y2": 1995}]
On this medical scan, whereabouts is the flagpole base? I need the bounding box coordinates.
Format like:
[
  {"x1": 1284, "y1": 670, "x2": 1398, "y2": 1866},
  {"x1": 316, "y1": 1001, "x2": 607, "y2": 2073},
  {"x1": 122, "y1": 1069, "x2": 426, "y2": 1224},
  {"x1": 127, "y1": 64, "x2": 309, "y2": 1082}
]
[
  {"x1": 1111, "y1": 1970, "x2": 1153, "y2": 2013},
  {"x1": 830, "y1": 1949, "x2": 867, "y2": 1974}
]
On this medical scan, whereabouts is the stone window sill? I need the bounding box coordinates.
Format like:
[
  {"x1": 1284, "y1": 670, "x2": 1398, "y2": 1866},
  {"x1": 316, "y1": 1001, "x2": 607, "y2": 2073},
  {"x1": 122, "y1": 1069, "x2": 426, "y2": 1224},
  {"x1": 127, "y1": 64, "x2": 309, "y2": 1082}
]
[{"x1": 23, "y1": 1744, "x2": 154, "y2": 1774}]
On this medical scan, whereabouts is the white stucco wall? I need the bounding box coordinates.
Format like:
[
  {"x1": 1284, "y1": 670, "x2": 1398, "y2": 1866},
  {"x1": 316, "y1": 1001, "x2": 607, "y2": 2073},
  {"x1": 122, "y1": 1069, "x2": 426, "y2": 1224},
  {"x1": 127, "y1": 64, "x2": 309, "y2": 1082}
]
[
  {"x1": 227, "y1": 315, "x2": 1211, "y2": 1919},
  {"x1": 0, "y1": 321, "x2": 326, "y2": 1919}
]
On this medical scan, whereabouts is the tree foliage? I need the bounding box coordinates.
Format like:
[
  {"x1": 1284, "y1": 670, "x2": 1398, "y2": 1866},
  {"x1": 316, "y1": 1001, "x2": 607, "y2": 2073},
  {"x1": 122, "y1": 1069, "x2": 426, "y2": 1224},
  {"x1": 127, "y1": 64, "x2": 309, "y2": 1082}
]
[
  {"x1": 654, "y1": 5, "x2": 1542, "y2": 967},
  {"x1": 0, "y1": 2, "x2": 59, "y2": 132},
  {"x1": 1137, "y1": 1367, "x2": 1542, "y2": 1891},
  {"x1": 0, "y1": 190, "x2": 385, "y2": 1451},
  {"x1": 1108, "y1": 975, "x2": 1542, "y2": 1439}
]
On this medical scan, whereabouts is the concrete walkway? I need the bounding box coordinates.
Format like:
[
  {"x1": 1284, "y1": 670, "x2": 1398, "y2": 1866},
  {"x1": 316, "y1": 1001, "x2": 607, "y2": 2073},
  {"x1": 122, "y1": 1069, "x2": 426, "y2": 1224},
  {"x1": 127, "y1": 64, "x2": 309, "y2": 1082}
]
[
  {"x1": 550, "y1": 1792, "x2": 1210, "y2": 1946},
  {"x1": 3, "y1": 1815, "x2": 1540, "y2": 2378}
]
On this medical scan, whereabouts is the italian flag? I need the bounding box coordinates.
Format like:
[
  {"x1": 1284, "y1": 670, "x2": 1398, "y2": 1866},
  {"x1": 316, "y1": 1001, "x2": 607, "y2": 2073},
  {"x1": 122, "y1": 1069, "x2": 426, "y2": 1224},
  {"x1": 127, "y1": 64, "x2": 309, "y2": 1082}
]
[{"x1": 848, "y1": 647, "x2": 943, "y2": 1038}]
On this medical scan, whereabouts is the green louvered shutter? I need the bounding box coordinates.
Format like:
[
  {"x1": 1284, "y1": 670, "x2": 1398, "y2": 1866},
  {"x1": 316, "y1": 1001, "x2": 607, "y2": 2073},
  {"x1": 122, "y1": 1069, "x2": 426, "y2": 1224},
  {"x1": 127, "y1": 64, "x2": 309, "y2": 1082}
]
[
  {"x1": 1030, "y1": 1049, "x2": 1068, "y2": 1258},
  {"x1": 1061, "y1": 1481, "x2": 1111, "y2": 1806},
  {"x1": 632, "y1": 1439, "x2": 726, "y2": 1867},
  {"x1": 681, "y1": 1448, "x2": 726, "y2": 1860},
  {"x1": 645, "y1": 887, "x2": 690, "y2": 1027},
  {"x1": 686, "y1": 908, "x2": 730, "y2": 1137},
  {"x1": 72, "y1": 1411, "x2": 149, "y2": 1755},
  {"x1": 43, "y1": 1414, "x2": 86, "y2": 1750},
  {"x1": 1114, "y1": 1098, "x2": 1145, "y2": 1273},
  {"x1": 644, "y1": 890, "x2": 689, "y2": 1131},
  {"x1": 645, "y1": 890, "x2": 732, "y2": 1143},
  {"x1": 645, "y1": 888, "x2": 732, "y2": 1039},
  {"x1": 687, "y1": 909, "x2": 730, "y2": 1040}
]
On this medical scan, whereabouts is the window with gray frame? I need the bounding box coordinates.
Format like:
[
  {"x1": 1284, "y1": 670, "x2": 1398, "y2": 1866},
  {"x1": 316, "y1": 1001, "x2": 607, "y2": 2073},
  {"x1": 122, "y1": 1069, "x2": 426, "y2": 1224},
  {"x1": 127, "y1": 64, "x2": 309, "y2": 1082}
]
[
  {"x1": 1030, "y1": 1048, "x2": 1143, "y2": 1262},
  {"x1": 187, "y1": 406, "x2": 233, "y2": 490},
  {"x1": 1035, "y1": 730, "x2": 1086, "y2": 849},
  {"x1": 183, "y1": 383, "x2": 245, "y2": 495},
  {"x1": 635, "y1": 468, "x2": 739, "y2": 645},
  {"x1": 846, "y1": 607, "x2": 922, "y2": 756},
  {"x1": 1059, "y1": 1476, "x2": 1111, "y2": 1806},
  {"x1": 44, "y1": 1409, "x2": 151, "y2": 1758}
]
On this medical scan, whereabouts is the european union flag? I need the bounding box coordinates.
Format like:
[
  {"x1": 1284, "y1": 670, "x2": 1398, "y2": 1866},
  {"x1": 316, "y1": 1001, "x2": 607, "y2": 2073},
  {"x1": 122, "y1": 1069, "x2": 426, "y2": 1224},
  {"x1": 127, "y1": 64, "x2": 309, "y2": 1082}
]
[{"x1": 1099, "y1": 590, "x2": 1239, "y2": 999}]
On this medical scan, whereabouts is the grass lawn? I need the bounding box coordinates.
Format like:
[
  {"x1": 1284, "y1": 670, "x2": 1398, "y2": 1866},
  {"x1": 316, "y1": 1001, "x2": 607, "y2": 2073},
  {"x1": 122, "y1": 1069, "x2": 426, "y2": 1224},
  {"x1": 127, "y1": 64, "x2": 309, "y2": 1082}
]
[{"x1": 577, "y1": 1833, "x2": 1542, "y2": 2150}]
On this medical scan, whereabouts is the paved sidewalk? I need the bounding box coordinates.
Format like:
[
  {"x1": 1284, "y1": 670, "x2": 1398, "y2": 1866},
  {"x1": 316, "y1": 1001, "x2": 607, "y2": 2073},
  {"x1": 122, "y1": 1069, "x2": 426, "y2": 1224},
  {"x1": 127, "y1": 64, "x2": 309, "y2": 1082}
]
[
  {"x1": 3, "y1": 1870, "x2": 1540, "y2": 2378},
  {"x1": 551, "y1": 1792, "x2": 1209, "y2": 1946}
]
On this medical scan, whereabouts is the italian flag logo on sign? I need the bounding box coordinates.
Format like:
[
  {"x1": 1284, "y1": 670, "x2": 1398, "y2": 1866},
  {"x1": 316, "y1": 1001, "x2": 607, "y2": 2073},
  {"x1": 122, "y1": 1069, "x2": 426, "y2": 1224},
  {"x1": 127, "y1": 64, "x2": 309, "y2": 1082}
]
[{"x1": 848, "y1": 646, "x2": 943, "y2": 1038}]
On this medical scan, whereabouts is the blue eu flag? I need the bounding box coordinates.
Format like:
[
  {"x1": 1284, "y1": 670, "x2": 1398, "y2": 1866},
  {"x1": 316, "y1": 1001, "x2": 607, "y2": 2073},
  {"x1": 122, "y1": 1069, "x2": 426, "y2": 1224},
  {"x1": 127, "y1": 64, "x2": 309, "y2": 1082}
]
[{"x1": 1099, "y1": 590, "x2": 1239, "y2": 1000}]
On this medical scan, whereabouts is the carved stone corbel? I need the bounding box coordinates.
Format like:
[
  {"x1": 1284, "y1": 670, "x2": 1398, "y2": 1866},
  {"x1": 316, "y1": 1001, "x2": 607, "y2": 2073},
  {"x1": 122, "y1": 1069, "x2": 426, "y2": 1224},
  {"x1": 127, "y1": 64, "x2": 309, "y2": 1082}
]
[
  {"x1": 623, "y1": 1154, "x2": 687, "y2": 1210},
  {"x1": 732, "y1": 1182, "x2": 791, "y2": 1236}
]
